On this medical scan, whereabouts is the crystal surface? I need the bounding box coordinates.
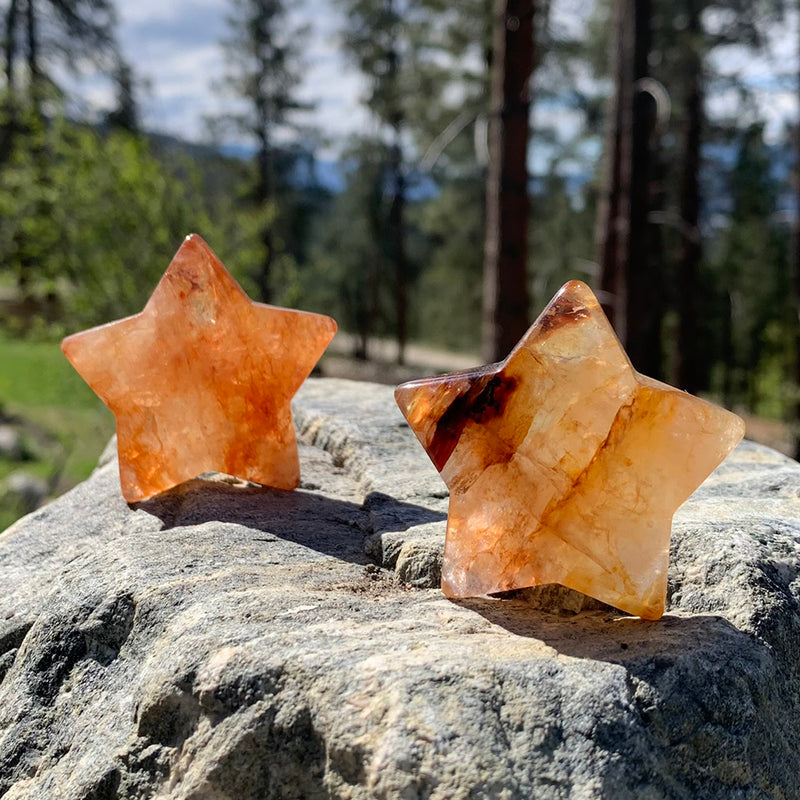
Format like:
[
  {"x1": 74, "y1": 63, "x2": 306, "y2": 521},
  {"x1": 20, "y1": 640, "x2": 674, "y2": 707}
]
[
  {"x1": 395, "y1": 280, "x2": 744, "y2": 619},
  {"x1": 62, "y1": 234, "x2": 337, "y2": 502}
]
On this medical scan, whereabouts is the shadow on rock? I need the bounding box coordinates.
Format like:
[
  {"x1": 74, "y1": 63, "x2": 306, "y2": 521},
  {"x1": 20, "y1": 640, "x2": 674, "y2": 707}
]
[
  {"x1": 135, "y1": 478, "x2": 446, "y2": 568},
  {"x1": 457, "y1": 594, "x2": 800, "y2": 796},
  {"x1": 363, "y1": 490, "x2": 447, "y2": 531},
  {"x1": 454, "y1": 594, "x2": 756, "y2": 668}
]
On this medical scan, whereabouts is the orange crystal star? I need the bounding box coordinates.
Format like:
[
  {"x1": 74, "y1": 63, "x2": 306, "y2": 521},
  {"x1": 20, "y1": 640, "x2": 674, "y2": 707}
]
[
  {"x1": 395, "y1": 280, "x2": 744, "y2": 619},
  {"x1": 62, "y1": 234, "x2": 337, "y2": 503}
]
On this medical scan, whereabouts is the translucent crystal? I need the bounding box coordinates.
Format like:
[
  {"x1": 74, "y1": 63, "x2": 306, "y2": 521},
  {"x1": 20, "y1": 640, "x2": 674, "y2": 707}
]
[
  {"x1": 62, "y1": 234, "x2": 337, "y2": 502},
  {"x1": 395, "y1": 280, "x2": 744, "y2": 619}
]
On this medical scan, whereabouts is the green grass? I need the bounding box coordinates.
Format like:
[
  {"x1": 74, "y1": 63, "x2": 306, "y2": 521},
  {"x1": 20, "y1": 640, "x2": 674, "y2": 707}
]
[
  {"x1": 0, "y1": 332, "x2": 105, "y2": 407},
  {"x1": 0, "y1": 332, "x2": 115, "y2": 530}
]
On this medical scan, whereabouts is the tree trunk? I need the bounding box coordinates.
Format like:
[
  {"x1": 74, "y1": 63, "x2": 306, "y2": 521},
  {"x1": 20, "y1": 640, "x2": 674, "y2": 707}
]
[
  {"x1": 482, "y1": 0, "x2": 533, "y2": 363},
  {"x1": 596, "y1": 0, "x2": 660, "y2": 378},
  {"x1": 3, "y1": 0, "x2": 17, "y2": 95},
  {"x1": 676, "y1": 0, "x2": 703, "y2": 393},
  {"x1": 596, "y1": 0, "x2": 633, "y2": 335},
  {"x1": 793, "y1": 0, "x2": 800, "y2": 459},
  {"x1": 388, "y1": 137, "x2": 408, "y2": 365},
  {"x1": 385, "y1": 0, "x2": 408, "y2": 366},
  {"x1": 26, "y1": 0, "x2": 41, "y2": 119},
  {"x1": 624, "y1": 0, "x2": 661, "y2": 377},
  {"x1": 363, "y1": 177, "x2": 386, "y2": 363},
  {"x1": 256, "y1": 123, "x2": 274, "y2": 304},
  {"x1": 1, "y1": 0, "x2": 20, "y2": 163},
  {"x1": 257, "y1": 226, "x2": 274, "y2": 304}
]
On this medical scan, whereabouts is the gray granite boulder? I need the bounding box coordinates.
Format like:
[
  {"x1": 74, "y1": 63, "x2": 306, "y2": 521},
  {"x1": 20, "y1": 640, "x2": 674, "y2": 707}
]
[{"x1": 1, "y1": 378, "x2": 799, "y2": 799}]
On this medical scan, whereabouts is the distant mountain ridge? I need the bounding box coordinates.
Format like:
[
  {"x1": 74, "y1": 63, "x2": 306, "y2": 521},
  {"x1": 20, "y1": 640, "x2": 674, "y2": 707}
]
[{"x1": 143, "y1": 128, "x2": 797, "y2": 219}]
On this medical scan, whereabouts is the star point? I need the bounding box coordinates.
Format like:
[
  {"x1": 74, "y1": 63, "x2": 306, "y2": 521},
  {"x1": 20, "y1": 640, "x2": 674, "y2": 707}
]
[
  {"x1": 62, "y1": 234, "x2": 337, "y2": 503},
  {"x1": 396, "y1": 281, "x2": 744, "y2": 619}
]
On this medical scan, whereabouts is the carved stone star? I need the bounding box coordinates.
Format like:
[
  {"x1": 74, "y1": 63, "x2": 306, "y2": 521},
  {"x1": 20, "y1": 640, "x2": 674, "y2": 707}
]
[
  {"x1": 62, "y1": 234, "x2": 337, "y2": 503},
  {"x1": 395, "y1": 281, "x2": 744, "y2": 619}
]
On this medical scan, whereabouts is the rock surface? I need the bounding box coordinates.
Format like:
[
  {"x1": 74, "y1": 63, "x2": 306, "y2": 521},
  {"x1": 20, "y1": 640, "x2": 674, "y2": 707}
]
[{"x1": 0, "y1": 378, "x2": 799, "y2": 799}]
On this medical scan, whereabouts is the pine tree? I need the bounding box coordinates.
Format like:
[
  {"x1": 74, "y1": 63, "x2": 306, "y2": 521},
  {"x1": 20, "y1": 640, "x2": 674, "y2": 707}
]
[
  {"x1": 595, "y1": 0, "x2": 666, "y2": 377},
  {"x1": 675, "y1": 0, "x2": 704, "y2": 392},
  {"x1": 406, "y1": 0, "x2": 492, "y2": 354},
  {"x1": 409, "y1": 0, "x2": 595, "y2": 355},
  {"x1": 663, "y1": 0, "x2": 785, "y2": 392},
  {"x1": 481, "y1": 0, "x2": 534, "y2": 362},
  {"x1": 304, "y1": 138, "x2": 389, "y2": 359},
  {"x1": 1, "y1": 0, "x2": 117, "y2": 156},
  {"x1": 713, "y1": 124, "x2": 788, "y2": 414},
  {"x1": 595, "y1": 0, "x2": 631, "y2": 334},
  {"x1": 593, "y1": 0, "x2": 786, "y2": 391},
  {"x1": 104, "y1": 59, "x2": 139, "y2": 134},
  {"x1": 216, "y1": 0, "x2": 311, "y2": 303},
  {"x1": 792, "y1": 0, "x2": 800, "y2": 457},
  {"x1": 339, "y1": 0, "x2": 412, "y2": 364}
]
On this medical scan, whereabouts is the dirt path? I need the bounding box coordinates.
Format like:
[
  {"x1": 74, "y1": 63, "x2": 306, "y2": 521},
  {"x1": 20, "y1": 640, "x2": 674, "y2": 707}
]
[{"x1": 322, "y1": 332, "x2": 481, "y2": 385}]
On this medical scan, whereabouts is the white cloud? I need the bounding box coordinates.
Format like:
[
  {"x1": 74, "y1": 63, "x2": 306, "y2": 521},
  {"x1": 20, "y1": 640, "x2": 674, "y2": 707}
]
[
  {"x1": 58, "y1": 0, "x2": 800, "y2": 156},
  {"x1": 109, "y1": 0, "x2": 369, "y2": 151},
  {"x1": 708, "y1": 6, "x2": 799, "y2": 141},
  {"x1": 549, "y1": 0, "x2": 596, "y2": 40},
  {"x1": 117, "y1": 0, "x2": 222, "y2": 28}
]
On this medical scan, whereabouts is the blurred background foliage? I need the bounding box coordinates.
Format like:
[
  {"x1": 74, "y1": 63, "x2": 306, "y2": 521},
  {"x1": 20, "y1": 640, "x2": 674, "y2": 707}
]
[{"x1": 1, "y1": 0, "x2": 800, "y2": 528}]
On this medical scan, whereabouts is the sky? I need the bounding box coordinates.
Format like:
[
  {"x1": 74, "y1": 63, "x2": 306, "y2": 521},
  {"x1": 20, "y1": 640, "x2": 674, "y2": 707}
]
[
  {"x1": 68, "y1": 0, "x2": 372, "y2": 151},
  {"x1": 706, "y1": 8, "x2": 799, "y2": 141},
  {"x1": 64, "y1": 0, "x2": 800, "y2": 160}
]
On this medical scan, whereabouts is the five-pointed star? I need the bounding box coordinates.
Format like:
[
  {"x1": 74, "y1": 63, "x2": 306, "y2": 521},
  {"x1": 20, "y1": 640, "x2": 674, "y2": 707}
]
[
  {"x1": 395, "y1": 280, "x2": 744, "y2": 619},
  {"x1": 62, "y1": 234, "x2": 337, "y2": 503}
]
